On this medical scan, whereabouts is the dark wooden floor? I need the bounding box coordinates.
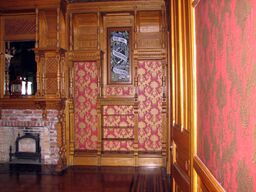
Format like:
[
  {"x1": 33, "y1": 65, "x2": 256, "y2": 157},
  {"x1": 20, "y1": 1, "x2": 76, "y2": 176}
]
[{"x1": 0, "y1": 164, "x2": 170, "y2": 192}]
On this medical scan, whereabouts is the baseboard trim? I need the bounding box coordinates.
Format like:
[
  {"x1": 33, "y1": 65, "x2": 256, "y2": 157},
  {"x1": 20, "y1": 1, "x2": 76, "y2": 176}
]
[
  {"x1": 193, "y1": 156, "x2": 225, "y2": 192},
  {"x1": 73, "y1": 153, "x2": 164, "y2": 167}
]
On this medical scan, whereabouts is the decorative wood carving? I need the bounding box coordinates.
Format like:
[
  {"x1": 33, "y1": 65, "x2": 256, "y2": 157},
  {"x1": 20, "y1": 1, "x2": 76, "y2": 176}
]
[
  {"x1": 136, "y1": 10, "x2": 163, "y2": 49},
  {"x1": 67, "y1": 50, "x2": 101, "y2": 61},
  {"x1": 73, "y1": 13, "x2": 98, "y2": 50},
  {"x1": 4, "y1": 15, "x2": 36, "y2": 41},
  {"x1": 0, "y1": 0, "x2": 62, "y2": 11},
  {"x1": 55, "y1": 107, "x2": 67, "y2": 171},
  {"x1": 34, "y1": 48, "x2": 66, "y2": 97},
  {"x1": 38, "y1": 9, "x2": 58, "y2": 48},
  {"x1": 0, "y1": 97, "x2": 64, "y2": 110}
]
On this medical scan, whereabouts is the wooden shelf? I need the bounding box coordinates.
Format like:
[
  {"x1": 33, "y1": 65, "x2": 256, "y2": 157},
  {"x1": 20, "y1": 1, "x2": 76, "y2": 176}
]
[{"x1": 0, "y1": 97, "x2": 65, "y2": 110}]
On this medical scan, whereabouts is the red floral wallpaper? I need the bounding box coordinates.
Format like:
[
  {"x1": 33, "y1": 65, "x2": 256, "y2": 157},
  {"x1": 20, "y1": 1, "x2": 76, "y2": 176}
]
[
  {"x1": 74, "y1": 61, "x2": 98, "y2": 150},
  {"x1": 138, "y1": 61, "x2": 162, "y2": 151},
  {"x1": 103, "y1": 105, "x2": 134, "y2": 152},
  {"x1": 196, "y1": 0, "x2": 256, "y2": 191},
  {"x1": 103, "y1": 140, "x2": 134, "y2": 151},
  {"x1": 103, "y1": 86, "x2": 134, "y2": 97},
  {"x1": 73, "y1": 60, "x2": 163, "y2": 153}
]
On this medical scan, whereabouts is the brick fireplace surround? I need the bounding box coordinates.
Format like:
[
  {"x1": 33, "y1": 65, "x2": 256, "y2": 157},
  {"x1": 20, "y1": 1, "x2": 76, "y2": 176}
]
[{"x1": 0, "y1": 109, "x2": 59, "y2": 164}]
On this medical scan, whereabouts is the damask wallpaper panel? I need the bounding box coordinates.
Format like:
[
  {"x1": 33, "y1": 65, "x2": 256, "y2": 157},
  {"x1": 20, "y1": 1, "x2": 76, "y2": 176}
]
[
  {"x1": 103, "y1": 105, "x2": 133, "y2": 115},
  {"x1": 73, "y1": 60, "x2": 163, "y2": 153},
  {"x1": 103, "y1": 86, "x2": 135, "y2": 97},
  {"x1": 103, "y1": 105, "x2": 134, "y2": 151},
  {"x1": 103, "y1": 140, "x2": 134, "y2": 151},
  {"x1": 74, "y1": 61, "x2": 98, "y2": 150},
  {"x1": 138, "y1": 61, "x2": 162, "y2": 151},
  {"x1": 196, "y1": 0, "x2": 256, "y2": 191}
]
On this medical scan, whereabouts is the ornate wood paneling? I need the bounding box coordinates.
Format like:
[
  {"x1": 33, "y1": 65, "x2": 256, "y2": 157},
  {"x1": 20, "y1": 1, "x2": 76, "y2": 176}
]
[
  {"x1": 73, "y1": 13, "x2": 98, "y2": 50},
  {"x1": 38, "y1": 9, "x2": 58, "y2": 48},
  {"x1": 136, "y1": 10, "x2": 163, "y2": 49},
  {"x1": 169, "y1": 0, "x2": 196, "y2": 191},
  {"x1": 0, "y1": 0, "x2": 62, "y2": 11},
  {"x1": 34, "y1": 48, "x2": 66, "y2": 97},
  {"x1": 4, "y1": 15, "x2": 36, "y2": 41}
]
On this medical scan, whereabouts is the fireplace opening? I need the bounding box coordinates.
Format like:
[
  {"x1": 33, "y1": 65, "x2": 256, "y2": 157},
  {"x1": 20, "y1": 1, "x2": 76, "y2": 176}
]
[{"x1": 9, "y1": 132, "x2": 41, "y2": 164}]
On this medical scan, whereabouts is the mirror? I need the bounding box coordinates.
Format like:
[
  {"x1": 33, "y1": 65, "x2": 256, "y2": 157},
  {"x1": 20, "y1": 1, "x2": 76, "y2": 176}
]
[{"x1": 5, "y1": 41, "x2": 37, "y2": 96}]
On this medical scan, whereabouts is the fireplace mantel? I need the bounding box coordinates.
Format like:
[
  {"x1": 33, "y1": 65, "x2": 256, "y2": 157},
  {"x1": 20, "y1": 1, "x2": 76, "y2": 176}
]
[
  {"x1": 0, "y1": 97, "x2": 65, "y2": 110},
  {"x1": 0, "y1": 97, "x2": 67, "y2": 171}
]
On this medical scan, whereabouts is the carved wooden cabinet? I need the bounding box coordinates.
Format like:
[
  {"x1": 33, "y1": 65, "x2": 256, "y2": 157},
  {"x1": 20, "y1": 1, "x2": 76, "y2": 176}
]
[{"x1": 34, "y1": 48, "x2": 66, "y2": 98}]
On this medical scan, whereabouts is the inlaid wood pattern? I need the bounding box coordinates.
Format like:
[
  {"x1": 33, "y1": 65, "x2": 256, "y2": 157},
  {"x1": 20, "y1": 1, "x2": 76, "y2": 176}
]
[{"x1": 5, "y1": 17, "x2": 36, "y2": 36}]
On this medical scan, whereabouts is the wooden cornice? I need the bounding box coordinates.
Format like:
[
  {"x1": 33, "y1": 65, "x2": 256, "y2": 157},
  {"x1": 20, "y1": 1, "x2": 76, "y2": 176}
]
[
  {"x1": 0, "y1": 0, "x2": 62, "y2": 11},
  {"x1": 67, "y1": 50, "x2": 102, "y2": 61},
  {"x1": 67, "y1": 0, "x2": 165, "y2": 13},
  {"x1": 98, "y1": 97, "x2": 135, "y2": 105},
  {"x1": 34, "y1": 48, "x2": 67, "y2": 57},
  {"x1": 0, "y1": 97, "x2": 65, "y2": 110},
  {"x1": 134, "y1": 49, "x2": 167, "y2": 60}
]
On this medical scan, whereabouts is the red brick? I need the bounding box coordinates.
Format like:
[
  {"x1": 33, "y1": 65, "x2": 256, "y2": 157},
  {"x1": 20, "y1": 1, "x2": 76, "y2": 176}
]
[{"x1": 23, "y1": 110, "x2": 33, "y2": 114}]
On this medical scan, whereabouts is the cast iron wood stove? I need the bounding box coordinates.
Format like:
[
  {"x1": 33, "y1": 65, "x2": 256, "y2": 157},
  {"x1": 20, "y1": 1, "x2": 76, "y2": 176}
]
[{"x1": 9, "y1": 132, "x2": 41, "y2": 164}]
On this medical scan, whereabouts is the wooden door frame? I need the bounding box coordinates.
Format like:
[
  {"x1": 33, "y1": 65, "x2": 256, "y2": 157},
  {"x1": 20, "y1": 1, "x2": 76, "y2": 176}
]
[{"x1": 168, "y1": 0, "x2": 197, "y2": 191}]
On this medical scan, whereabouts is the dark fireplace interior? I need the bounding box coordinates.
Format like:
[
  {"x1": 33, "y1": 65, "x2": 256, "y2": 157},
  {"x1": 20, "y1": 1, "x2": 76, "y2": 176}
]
[{"x1": 9, "y1": 132, "x2": 41, "y2": 164}]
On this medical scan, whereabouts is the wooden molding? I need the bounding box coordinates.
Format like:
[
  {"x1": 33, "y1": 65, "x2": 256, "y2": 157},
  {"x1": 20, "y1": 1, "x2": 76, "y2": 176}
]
[
  {"x1": 193, "y1": 156, "x2": 225, "y2": 192},
  {"x1": 73, "y1": 152, "x2": 164, "y2": 167},
  {"x1": 172, "y1": 163, "x2": 190, "y2": 191},
  {"x1": 0, "y1": 97, "x2": 65, "y2": 110},
  {"x1": 99, "y1": 97, "x2": 135, "y2": 105},
  {"x1": 67, "y1": 1, "x2": 165, "y2": 13},
  {"x1": 67, "y1": 50, "x2": 101, "y2": 61},
  {"x1": 134, "y1": 49, "x2": 166, "y2": 60},
  {"x1": 0, "y1": 0, "x2": 62, "y2": 11}
]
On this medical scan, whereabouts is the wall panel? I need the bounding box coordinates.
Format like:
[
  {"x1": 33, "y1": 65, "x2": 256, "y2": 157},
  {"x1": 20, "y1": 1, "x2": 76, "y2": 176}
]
[
  {"x1": 196, "y1": 0, "x2": 256, "y2": 191},
  {"x1": 73, "y1": 13, "x2": 98, "y2": 50},
  {"x1": 74, "y1": 61, "x2": 98, "y2": 150},
  {"x1": 138, "y1": 60, "x2": 162, "y2": 152}
]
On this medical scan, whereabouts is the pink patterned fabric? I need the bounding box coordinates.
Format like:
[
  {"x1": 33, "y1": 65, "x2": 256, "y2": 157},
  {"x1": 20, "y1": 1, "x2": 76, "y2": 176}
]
[
  {"x1": 103, "y1": 105, "x2": 134, "y2": 151},
  {"x1": 138, "y1": 61, "x2": 162, "y2": 151},
  {"x1": 103, "y1": 128, "x2": 134, "y2": 139},
  {"x1": 103, "y1": 106, "x2": 133, "y2": 115},
  {"x1": 74, "y1": 61, "x2": 98, "y2": 150},
  {"x1": 103, "y1": 116, "x2": 134, "y2": 127},
  {"x1": 104, "y1": 86, "x2": 134, "y2": 96},
  {"x1": 103, "y1": 140, "x2": 134, "y2": 152},
  {"x1": 196, "y1": 1, "x2": 256, "y2": 191}
]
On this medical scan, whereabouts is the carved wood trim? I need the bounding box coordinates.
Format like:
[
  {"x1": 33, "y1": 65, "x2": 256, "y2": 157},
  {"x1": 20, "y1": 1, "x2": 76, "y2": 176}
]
[
  {"x1": 133, "y1": 49, "x2": 167, "y2": 60},
  {"x1": 67, "y1": 1, "x2": 165, "y2": 13},
  {"x1": 194, "y1": 156, "x2": 225, "y2": 192},
  {"x1": 0, "y1": 0, "x2": 62, "y2": 11},
  {"x1": 67, "y1": 50, "x2": 101, "y2": 61},
  {"x1": 72, "y1": 152, "x2": 164, "y2": 167},
  {"x1": 98, "y1": 97, "x2": 135, "y2": 106},
  {"x1": 0, "y1": 97, "x2": 65, "y2": 110}
]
